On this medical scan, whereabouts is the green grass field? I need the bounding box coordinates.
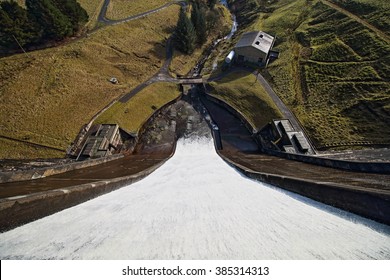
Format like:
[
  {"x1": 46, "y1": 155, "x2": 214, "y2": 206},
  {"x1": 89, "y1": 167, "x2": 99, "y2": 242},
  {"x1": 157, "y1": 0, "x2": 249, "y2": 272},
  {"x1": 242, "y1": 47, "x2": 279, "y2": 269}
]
[
  {"x1": 94, "y1": 83, "x2": 180, "y2": 134},
  {"x1": 0, "y1": 5, "x2": 180, "y2": 159},
  {"x1": 209, "y1": 72, "x2": 283, "y2": 130}
]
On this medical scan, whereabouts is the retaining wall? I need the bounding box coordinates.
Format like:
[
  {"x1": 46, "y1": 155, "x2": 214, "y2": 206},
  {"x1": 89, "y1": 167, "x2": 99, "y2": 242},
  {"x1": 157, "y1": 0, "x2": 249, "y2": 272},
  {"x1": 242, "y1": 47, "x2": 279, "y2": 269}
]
[
  {"x1": 0, "y1": 154, "x2": 124, "y2": 184},
  {"x1": 261, "y1": 148, "x2": 390, "y2": 174}
]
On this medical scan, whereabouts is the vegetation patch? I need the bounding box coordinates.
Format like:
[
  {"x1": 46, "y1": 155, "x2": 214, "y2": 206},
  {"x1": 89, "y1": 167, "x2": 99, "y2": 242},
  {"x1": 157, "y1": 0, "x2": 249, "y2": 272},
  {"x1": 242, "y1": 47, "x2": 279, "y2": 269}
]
[
  {"x1": 209, "y1": 71, "x2": 283, "y2": 130},
  {"x1": 170, "y1": 2, "x2": 232, "y2": 76},
  {"x1": 94, "y1": 83, "x2": 180, "y2": 134},
  {"x1": 0, "y1": 0, "x2": 89, "y2": 51},
  {"x1": 328, "y1": 0, "x2": 390, "y2": 37},
  {"x1": 106, "y1": 0, "x2": 169, "y2": 20}
]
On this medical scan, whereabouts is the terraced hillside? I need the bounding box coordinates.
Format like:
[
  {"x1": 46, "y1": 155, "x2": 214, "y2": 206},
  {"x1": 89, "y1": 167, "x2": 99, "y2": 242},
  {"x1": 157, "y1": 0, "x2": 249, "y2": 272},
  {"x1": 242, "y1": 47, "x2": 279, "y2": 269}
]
[{"x1": 247, "y1": 0, "x2": 390, "y2": 148}]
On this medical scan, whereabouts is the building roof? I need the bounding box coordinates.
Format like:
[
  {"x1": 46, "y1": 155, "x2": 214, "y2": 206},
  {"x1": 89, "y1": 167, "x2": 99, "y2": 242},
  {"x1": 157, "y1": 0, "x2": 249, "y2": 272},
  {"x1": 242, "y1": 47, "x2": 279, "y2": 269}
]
[{"x1": 235, "y1": 31, "x2": 275, "y2": 55}]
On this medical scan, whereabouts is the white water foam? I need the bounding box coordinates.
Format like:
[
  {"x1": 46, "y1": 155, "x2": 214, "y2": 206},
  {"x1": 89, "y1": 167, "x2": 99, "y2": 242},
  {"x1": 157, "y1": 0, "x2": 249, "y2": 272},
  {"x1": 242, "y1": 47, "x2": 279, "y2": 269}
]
[{"x1": 0, "y1": 138, "x2": 389, "y2": 259}]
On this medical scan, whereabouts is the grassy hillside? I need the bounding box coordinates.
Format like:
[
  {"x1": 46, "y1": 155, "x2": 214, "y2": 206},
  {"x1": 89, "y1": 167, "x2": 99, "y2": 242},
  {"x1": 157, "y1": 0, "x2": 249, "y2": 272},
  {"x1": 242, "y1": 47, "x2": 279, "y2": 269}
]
[
  {"x1": 245, "y1": 0, "x2": 390, "y2": 148},
  {"x1": 209, "y1": 72, "x2": 283, "y2": 130},
  {"x1": 106, "y1": 0, "x2": 170, "y2": 20},
  {"x1": 0, "y1": 5, "x2": 180, "y2": 159},
  {"x1": 328, "y1": 0, "x2": 390, "y2": 37},
  {"x1": 94, "y1": 83, "x2": 180, "y2": 134}
]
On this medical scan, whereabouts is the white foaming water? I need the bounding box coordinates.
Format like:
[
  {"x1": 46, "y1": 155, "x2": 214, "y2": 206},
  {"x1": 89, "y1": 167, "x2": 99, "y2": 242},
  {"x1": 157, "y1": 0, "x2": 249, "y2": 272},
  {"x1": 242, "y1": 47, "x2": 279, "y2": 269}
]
[{"x1": 0, "y1": 138, "x2": 389, "y2": 259}]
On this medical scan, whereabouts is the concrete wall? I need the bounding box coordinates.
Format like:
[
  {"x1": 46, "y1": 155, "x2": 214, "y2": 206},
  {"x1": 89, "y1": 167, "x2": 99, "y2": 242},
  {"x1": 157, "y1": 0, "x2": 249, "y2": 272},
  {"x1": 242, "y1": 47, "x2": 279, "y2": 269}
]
[
  {"x1": 0, "y1": 154, "x2": 124, "y2": 184},
  {"x1": 204, "y1": 93, "x2": 260, "y2": 133},
  {"x1": 235, "y1": 46, "x2": 266, "y2": 64},
  {"x1": 219, "y1": 153, "x2": 390, "y2": 226},
  {"x1": 261, "y1": 148, "x2": 390, "y2": 174}
]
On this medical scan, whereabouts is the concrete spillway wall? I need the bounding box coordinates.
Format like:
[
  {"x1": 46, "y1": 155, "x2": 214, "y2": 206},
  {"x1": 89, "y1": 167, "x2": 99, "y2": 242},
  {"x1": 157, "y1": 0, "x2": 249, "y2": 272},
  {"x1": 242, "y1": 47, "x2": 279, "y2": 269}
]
[
  {"x1": 261, "y1": 148, "x2": 390, "y2": 174},
  {"x1": 219, "y1": 153, "x2": 390, "y2": 226},
  {"x1": 0, "y1": 145, "x2": 175, "y2": 233},
  {"x1": 0, "y1": 154, "x2": 124, "y2": 184}
]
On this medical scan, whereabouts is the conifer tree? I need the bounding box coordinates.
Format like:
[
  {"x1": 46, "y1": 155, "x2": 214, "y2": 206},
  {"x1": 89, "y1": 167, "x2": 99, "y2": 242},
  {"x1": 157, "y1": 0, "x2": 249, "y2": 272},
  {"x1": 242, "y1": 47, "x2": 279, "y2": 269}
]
[
  {"x1": 174, "y1": 8, "x2": 196, "y2": 54},
  {"x1": 0, "y1": 1, "x2": 40, "y2": 49},
  {"x1": 52, "y1": 0, "x2": 88, "y2": 33},
  {"x1": 26, "y1": 0, "x2": 73, "y2": 41},
  {"x1": 191, "y1": 2, "x2": 207, "y2": 45},
  {"x1": 191, "y1": 2, "x2": 200, "y2": 30}
]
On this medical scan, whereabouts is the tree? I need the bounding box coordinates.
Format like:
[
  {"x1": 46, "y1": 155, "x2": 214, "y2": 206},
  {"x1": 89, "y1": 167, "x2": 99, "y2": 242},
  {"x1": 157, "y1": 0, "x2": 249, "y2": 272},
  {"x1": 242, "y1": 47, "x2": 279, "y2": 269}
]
[
  {"x1": 174, "y1": 8, "x2": 196, "y2": 54},
  {"x1": 52, "y1": 0, "x2": 88, "y2": 33},
  {"x1": 191, "y1": 2, "x2": 207, "y2": 45},
  {"x1": 0, "y1": 1, "x2": 40, "y2": 49},
  {"x1": 26, "y1": 0, "x2": 73, "y2": 41}
]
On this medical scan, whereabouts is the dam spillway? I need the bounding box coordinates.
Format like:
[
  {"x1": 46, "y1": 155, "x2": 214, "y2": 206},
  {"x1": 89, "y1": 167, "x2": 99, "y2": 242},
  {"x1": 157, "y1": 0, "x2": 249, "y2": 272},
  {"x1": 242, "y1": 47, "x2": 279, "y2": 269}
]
[{"x1": 0, "y1": 136, "x2": 389, "y2": 259}]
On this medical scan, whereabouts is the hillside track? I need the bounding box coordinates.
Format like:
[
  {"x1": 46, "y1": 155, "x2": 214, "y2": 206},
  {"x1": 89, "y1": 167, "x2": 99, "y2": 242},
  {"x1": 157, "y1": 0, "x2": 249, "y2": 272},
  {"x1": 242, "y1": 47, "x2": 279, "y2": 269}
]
[
  {"x1": 98, "y1": 0, "x2": 184, "y2": 25},
  {"x1": 321, "y1": 0, "x2": 390, "y2": 44}
]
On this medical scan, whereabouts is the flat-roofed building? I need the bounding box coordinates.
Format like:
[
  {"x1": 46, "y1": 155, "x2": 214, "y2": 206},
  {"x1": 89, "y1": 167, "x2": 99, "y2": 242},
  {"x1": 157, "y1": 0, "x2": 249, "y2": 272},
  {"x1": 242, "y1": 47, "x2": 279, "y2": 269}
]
[
  {"x1": 257, "y1": 119, "x2": 314, "y2": 155},
  {"x1": 77, "y1": 124, "x2": 133, "y2": 160},
  {"x1": 234, "y1": 31, "x2": 275, "y2": 65}
]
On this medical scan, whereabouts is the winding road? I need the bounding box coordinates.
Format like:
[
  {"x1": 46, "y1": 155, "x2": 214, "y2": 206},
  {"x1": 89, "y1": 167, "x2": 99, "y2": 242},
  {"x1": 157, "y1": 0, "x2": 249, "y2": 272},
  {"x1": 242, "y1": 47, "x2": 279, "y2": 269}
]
[{"x1": 97, "y1": 0, "x2": 184, "y2": 25}]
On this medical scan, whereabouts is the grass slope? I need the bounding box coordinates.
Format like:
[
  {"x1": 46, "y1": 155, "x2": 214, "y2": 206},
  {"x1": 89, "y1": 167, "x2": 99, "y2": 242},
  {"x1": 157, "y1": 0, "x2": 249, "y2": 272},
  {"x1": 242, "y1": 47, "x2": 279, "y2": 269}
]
[
  {"x1": 0, "y1": 5, "x2": 180, "y2": 159},
  {"x1": 106, "y1": 0, "x2": 170, "y2": 20},
  {"x1": 328, "y1": 0, "x2": 390, "y2": 38},
  {"x1": 94, "y1": 83, "x2": 180, "y2": 134},
  {"x1": 247, "y1": 0, "x2": 390, "y2": 148},
  {"x1": 209, "y1": 72, "x2": 283, "y2": 130}
]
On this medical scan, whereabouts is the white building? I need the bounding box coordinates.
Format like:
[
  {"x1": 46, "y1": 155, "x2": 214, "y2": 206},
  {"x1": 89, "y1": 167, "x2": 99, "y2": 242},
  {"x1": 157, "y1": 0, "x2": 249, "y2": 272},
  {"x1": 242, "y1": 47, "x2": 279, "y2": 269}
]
[{"x1": 234, "y1": 31, "x2": 275, "y2": 65}]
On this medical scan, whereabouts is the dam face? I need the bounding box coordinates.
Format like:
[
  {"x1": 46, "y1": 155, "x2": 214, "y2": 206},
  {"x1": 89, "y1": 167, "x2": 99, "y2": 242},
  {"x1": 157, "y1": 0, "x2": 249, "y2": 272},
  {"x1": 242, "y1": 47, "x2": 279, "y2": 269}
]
[{"x1": 0, "y1": 136, "x2": 389, "y2": 259}]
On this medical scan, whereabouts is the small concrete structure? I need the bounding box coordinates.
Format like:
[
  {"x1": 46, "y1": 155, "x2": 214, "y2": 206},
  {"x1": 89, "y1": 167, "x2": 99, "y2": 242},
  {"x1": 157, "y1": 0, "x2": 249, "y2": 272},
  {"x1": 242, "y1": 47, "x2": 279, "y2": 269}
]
[
  {"x1": 258, "y1": 119, "x2": 314, "y2": 155},
  {"x1": 77, "y1": 124, "x2": 133, "y2": 160},
  {"x1": 234, "y1": 31, "x2": 275, "y2": 66}
]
